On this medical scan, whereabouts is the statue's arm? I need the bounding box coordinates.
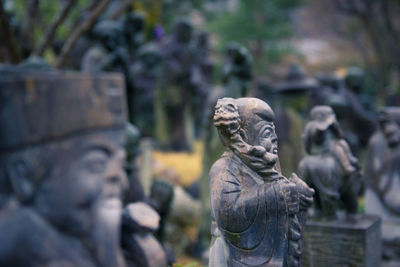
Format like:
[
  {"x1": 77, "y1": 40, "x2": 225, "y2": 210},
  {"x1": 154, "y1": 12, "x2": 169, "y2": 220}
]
[
  {"x1": 298, "y1": 160, "x2": 338, "y2": 201},
  {"x1": 210, "y1": 163, "x2": 261, "y2": 232}
]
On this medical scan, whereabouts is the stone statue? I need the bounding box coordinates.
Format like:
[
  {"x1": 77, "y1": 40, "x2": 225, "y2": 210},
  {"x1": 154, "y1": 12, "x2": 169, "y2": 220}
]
[
  {"x1": 298, "y1": 106, "x2": 361, "y2": 219},
  {"x1": 313, "y1": 70, "x2": 376, "y2": 154},
  {"x1": 366, "y1": 107, "x2": 400, "y2": 216},
  {"x1": 155, "y1": 18, "x2": 195, "y2": 151},
  {"x1": 191, "y1": 30, "x2": 213, "y2": 137},
  {"x1": 130, "y1": 44, "x2": 162, "y2": 136},
  {"x1": 0, "y1": 70, "x2": 128, "y2": 266},
  {"x1": 120, "y1": 12, "x2": 146, "y2": 60},
  {"x1": 81, "y1": 20, "x2": 128, "y2": 73},
  {"x1": 221, "y1": 42, "x2": 252, "y2": 98},
  {"x1": 209, "y1": 97, "x2": 314, "y2": 267},
  {"x1": 274, "y1": 64, "x2": 318, "y2": 177}
]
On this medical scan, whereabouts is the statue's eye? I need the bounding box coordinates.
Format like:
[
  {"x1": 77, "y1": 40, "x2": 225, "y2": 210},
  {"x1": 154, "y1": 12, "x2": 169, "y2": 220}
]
[
  {"x1": 263, "y1": 129, "x2": 271, "y2": 138},
  {"x1": 81, "y1": 149, "x2": 109, "y2": 174}
]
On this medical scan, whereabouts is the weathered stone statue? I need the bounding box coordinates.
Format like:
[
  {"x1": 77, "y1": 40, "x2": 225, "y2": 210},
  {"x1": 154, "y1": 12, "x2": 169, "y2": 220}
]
[
  {"x1": 365, "y1": 107, "x2": 400, "y2": 260},
  {"x1": 81, "y1": 20, "x2": 128, "y2": 74},
  {"x1": 221, "y1": 42, "x2": 252, "y2": 98},
  {"x1": 365, "y1": 107, "x2": 400, "y2": 216},
  {"x1": 313, "y1": 70, "x2": 376, "y2": 155},
  {"x1": 274, "y1": 64, "x2": 318, "y2": 177},
  {"x1": 299, "y1": 106, "x2": 381, "y2": 267},
  {"x1": 191, "y1": 30, "x2": 213, "y2": 138},
  {"x1": 155, "y1": 18, "x2": 196, "y2": 151},
  {"x1": 298, "y1": 106, "x2": 361, "y2": 219},
  {"x1": 209, "y1": 97, "x2": 314, "y2": 267},
  {"x1": 120, "y1": 12, "x2": 146, "y2": 60},
  {"x1": 0, "y1": 70, "x2": 127, "y2": 266},
  {"x1": 130, "y1": 44, "x2": 162, "y2": 136}
]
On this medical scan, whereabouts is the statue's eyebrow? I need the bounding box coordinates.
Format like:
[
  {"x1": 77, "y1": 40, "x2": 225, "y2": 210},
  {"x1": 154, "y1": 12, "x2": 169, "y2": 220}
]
[{"x1": 84, "y1": 145, "x2": 112, "y2": 157}]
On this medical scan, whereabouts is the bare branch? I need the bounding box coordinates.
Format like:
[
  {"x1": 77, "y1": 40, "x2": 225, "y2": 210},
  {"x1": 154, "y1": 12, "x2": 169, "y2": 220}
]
[
  {"x1": 33, "y1": 0, "x2": 77, "y2": 56},
  {"x1": 68, "y1": 0, "x2": 98, "y2": 33},
  {"x1": 56, "y1": 0, "x2": 111, "y2": 69},
  {"x1": 0, "y1": 0, "x2": 21, "y2": 63},
  {"x1": 108, "y1": 0, "x2": 134, "y2": 20}
]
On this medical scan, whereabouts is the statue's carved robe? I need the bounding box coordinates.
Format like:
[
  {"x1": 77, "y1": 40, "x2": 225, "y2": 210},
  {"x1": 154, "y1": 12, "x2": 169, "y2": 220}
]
[
  {"x1": 0, "y1": 202, "x2": 97, "y2": 267},
  {"x1": 209, "y1": 151, "x2": 290, "y2": 267}
]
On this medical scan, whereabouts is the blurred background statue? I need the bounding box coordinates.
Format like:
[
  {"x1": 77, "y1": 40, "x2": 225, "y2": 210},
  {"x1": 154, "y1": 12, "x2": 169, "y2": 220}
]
[
  {"x1": 298, "y1": 106, "x2": 361, "y2": 220},
  {"x1": 221, "y1": 42, "x2": 252, "y2": 98}
]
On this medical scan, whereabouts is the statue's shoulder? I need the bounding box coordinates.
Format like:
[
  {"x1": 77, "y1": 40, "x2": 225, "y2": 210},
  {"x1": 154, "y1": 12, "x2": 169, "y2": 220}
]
[
  {"x1": 0, "y1": 205, "x2": 53, "y2": 263},
  {"x1": 209, "y1": 152, "x2": 241, "y2": 180}
]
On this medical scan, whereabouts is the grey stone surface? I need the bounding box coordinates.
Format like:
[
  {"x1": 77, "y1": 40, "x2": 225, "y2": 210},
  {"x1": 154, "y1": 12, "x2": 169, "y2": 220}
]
[{"x1": 303, "y1": 215, "x2": 381, "y2": 267}]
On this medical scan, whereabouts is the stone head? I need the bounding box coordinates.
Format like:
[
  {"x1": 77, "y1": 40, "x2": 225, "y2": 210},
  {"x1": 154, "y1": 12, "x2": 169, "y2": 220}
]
[
  {"x1": 225, "y1": 42, "x2": 250, "y2": 65},
  {"x1": 173, "y1": 18, "x2": 193, "y2": 43},
  {"x1": 0, "y1": 71, "x2": 128, "y2": 237},
  {"x1": 122, "y1": 12, "x2": 146, "y2": 46},
  {"x1": 303, "y1": 106, "x2": 342, "y2": 154},
  {"x1": 136, "y1": 43, "x2": 162, "y2": 69},
  {"x1": 344, "y1": 67, "x2": 364, "y2": 94},
  {"x1": 93, "y1": 20, "x2": 123, "y2": 51},
  {"x1": 378, "y1": 107, "x2": 400, "y2": 148},
  {"x1": 214, "y1": 98, "x2": 279, "y2": 173}
]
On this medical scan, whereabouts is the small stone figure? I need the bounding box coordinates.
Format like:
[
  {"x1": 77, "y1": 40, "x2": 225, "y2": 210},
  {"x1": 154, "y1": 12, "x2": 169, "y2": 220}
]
[
  {"x1": 221, "y1": 42, "x2": 252, "y2": 98},
  {"x1": 274, "y1": 64, "x2": 318, "y2": 177},
  {"x1": 366, "y1": 107, "x2": 400, "y2": 216},
  {"x1": 81, "y1": 20, "x2": 128, "y2": 73},
  {"x1": 130, "y1": 44, "x2": 162, "y2": 136},
  {"x1": 298, "y1": 106, "x2": 361, "y2": 219},
  {"x1": 191, "y1": 30, "x2": 213, "y2": 137},
  {"x1": 155, "y1": 18, "x2": 195, "y2": 150},
  {"x1": 209, "y1": 97, "x2": 314, "y2": 267},
  {"x1": 120, "y1": 12, "x2": 146, "y2": 60}
]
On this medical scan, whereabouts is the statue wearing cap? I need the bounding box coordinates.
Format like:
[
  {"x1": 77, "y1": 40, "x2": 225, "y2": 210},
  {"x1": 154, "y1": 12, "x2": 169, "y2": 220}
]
[
  {"x1": 298, "y1": 106, "x2": 361, "y2": 219},
  {"x1": 209, "y1": 97, "x2": 314, "y2": 267},
  {"x1": 0, "y1": 70, "x2": 129, "y2": 266}
]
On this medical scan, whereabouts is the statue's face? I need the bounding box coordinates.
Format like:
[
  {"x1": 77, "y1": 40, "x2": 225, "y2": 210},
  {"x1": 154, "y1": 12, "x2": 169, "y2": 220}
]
[
  {"x1": 382, "y1": 119, "x2": 400, "y2": 148},
  {"x1": 175, "y1": 23, "x2": 192, "y2": 43},
  {"x1": 33, "y1": 130, "x2": 127, "y2": 236},
  {"x1": 99, "y1": 32, "x2": 119, "y2": 51},
  {"x1": 253, "y1": 120, "x2": 278, "y2": 155}
]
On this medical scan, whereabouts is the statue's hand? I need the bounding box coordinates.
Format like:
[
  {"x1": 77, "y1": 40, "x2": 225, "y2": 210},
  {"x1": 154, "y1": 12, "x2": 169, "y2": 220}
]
[{"x1": 289, "y1": 173, "x2": 315, "y2": 210}]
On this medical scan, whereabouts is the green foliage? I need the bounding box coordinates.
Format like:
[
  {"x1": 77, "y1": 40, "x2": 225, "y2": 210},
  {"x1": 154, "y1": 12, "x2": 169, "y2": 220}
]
[{"x1": 207, "y1": 0, "x2": 303, "y2": 74}]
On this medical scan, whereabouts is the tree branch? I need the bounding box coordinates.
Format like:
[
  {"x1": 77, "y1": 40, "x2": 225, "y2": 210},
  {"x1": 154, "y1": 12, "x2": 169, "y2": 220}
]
[
  {"x1": 0, "y1": 0, "x2": 21, "y2": 63},
  {"x1": 108, "y1": 0, "x2": 134, "y2": 20},
  {"x1": 33, "y1": 0, "x2": 77, "y2": 56},
  {"x1": 56, "y1": 0, "x2": 111, "y2": 68},
  {"x1": 68, "y1": 0, "x2": 98, "y2": 34}
]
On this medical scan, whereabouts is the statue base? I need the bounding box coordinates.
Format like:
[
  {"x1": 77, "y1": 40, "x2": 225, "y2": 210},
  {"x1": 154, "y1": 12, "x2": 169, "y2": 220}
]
[{"x1": 302, "y1": 214, "x2": 381, "y2": 267}]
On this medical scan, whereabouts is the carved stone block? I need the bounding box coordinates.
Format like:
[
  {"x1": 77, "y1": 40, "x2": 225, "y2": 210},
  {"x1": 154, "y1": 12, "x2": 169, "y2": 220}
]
[{"x1": 302, "y1": 215, "x2": 381, "y2": 267}]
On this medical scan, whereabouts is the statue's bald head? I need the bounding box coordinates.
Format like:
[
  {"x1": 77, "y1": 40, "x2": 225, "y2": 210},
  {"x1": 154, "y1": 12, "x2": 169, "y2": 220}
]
[{"x1": 214, "y1": 97, "x2": 275, "y2": 145}]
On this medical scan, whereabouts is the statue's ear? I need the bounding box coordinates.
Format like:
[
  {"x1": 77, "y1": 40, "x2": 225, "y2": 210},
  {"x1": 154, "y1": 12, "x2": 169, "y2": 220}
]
[{"x1": 7, "y1": 160, "x2": 35, "y2": 203}]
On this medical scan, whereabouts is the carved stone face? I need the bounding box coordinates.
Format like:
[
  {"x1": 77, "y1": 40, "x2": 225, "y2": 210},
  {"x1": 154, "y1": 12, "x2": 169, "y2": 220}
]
[
  {"x1": 253, "y1": 121, "x2": 278, "y2": 156},
  {"x1": 174, "y1": 21, "x2": 193, "y2": 43},
  {"x1": 32, "y1": 130, "x2": 127, "y2": 236},
  {"x1": 382, "y1": 119, "x2": 400, "y2": 148}
]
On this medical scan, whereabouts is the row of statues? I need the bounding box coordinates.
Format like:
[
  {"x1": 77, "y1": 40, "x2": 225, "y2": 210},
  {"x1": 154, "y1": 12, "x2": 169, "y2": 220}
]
[{"x1": 1, "y1": 66, "x2": 399, "y2": 266}]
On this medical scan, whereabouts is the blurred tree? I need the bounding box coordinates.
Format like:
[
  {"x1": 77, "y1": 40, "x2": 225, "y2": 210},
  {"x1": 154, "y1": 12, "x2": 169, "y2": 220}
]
[
  {"x1": 207, "y1": 0, "x2": 303, "y2": 74},
  {"x1": 330, "y1": 0, "x2": 400, "y2": 99},
  {"x1": 0, "y1": 0, "x2": 138, "y2": 68}
]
